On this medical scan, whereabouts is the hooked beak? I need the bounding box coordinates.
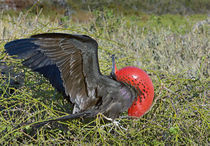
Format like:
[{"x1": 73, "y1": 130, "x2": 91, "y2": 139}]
[{"x1": 110, "y1": 54, "x2": 117, "y2": 80}]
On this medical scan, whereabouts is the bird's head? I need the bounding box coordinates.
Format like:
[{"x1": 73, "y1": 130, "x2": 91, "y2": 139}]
[{"x1": 111, "y1": 55, "x2": 154, "y2": 117}]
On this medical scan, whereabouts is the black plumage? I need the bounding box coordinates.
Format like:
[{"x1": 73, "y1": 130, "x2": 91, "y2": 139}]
[{"x1": 5, "y1": 33, "x2": 137, "y2": 120}]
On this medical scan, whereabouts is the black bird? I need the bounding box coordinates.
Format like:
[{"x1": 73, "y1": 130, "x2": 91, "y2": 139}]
[{"x1": 4, "y1": 33, "x2": 140, "y2": 122}]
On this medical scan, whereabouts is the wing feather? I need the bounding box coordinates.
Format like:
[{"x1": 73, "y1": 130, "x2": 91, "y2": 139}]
[{"x1": 5, "y1": 33, "x2": 101, "y2": 111}]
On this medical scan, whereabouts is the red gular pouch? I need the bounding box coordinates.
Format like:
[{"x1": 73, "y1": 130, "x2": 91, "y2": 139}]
[{"x1": 115, "y1": 66, "x2": 154, "y2": 117}]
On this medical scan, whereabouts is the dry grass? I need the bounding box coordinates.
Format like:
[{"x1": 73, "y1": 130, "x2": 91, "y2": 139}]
[{"x1": 0, "y1": 8, "x2": 209, "y2": 145}]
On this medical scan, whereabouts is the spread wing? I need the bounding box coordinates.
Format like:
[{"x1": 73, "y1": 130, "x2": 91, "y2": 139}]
[{"x1": 5, "y1": 33, "x2": 102, "y2": 111}]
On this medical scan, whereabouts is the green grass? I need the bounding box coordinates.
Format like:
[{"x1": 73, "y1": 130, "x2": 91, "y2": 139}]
[{"x1": 0, "y1": 7, "x2": 209, "y2": 145}]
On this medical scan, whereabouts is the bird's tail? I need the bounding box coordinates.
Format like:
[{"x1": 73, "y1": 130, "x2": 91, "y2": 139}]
[{"x1": 21, "y1": 112, "x2": 92, "y2": 129}]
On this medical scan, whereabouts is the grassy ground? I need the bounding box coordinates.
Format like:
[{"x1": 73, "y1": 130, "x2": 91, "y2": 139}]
[{"x1": 0, "y1": 7, "x2": 209, "y2": 145}]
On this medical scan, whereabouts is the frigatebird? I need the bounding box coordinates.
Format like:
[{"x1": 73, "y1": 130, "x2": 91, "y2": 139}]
[{"x1": 4, "y1": 33, "x2": 154, "y2": 123}]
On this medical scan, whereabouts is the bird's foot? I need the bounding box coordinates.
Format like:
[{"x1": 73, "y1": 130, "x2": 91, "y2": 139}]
[{"x1": 100, "y1": 114, "x2": 127, "y2": 131}]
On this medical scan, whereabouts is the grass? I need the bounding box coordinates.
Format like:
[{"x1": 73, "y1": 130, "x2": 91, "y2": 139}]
[{"x1": 0, "y1": 7, "x2": 209, "y2": 145}]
